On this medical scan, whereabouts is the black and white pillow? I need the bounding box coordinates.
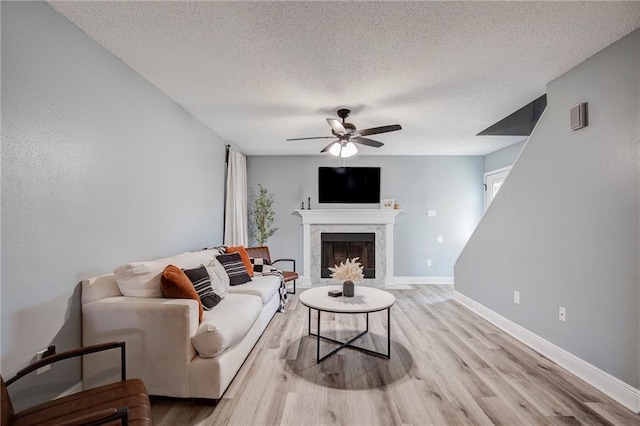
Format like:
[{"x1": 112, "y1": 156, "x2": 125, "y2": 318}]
[
  {"x1": 183, "y1": 265, "x2": 221, "y2": 310},
  {"x1": 216, "y1": 252, "x2": 252, "y2": 286},
  {"x1": 250, "y1": 257, "x2": 278, "y2": 275}
]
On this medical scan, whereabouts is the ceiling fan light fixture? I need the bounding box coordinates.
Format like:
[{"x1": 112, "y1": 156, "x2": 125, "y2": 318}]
[
  {"x1": 329, "y1": 142, "x2": 342, "y2": 156},
  {"x1": 341, "y1": 142, "x2": 358, "y2": 158}
]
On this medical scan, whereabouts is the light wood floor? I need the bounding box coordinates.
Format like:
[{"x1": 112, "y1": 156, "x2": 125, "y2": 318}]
[{"x1": 151, "y1": 285, "x2": 640, "y2": 425}]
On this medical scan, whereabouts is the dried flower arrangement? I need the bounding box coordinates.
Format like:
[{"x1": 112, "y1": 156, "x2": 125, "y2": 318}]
[{"x1": 328, "y1": 257, "x2": 364, "y2": 282}]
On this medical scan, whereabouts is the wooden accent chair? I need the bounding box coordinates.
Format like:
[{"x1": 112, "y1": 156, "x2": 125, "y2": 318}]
[
  {"x1": 1, "y1": 341, "x2": 153, "y2": 426},
  {"x1": 246, "y1": 246, "x2": 298, "y2": 294}
]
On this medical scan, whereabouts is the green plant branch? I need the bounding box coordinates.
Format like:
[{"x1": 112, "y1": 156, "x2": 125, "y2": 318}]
[{"x1": 251, "y1": 184, "x2": 278, "y2": 246}]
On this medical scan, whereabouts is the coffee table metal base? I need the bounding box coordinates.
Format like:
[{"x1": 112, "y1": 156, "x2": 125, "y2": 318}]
[{"x1": 308, "y1": 307, "x2": 391, "y2": 363}]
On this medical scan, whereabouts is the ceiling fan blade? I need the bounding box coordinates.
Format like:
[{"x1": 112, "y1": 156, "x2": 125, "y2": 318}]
[
  {"x1": 358, "y1": 124, "x2": 402, "y2": 136},
  {"x1": 287, "y1": 136, "x2": 336, "y2": 141},
  {"x1": 321, "y1": 140, "x2": 339, "y2": 153},
  {"x1": 353, "y1": 137, "x2": 384, "y2": 148},
  {"x1": 327, "y1": 118, "x2": 346, "y2": 135}
]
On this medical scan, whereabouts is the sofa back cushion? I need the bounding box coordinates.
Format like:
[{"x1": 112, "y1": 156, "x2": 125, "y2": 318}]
[
  {"x1": 114, "y1": 250, "x2": 221, "y2": 298},
  {"x1": 81, "y1": 273, "x2": 122, "y2": 304},
  {"x1": 204, "y1": 258, "x2": 230, "y2": 298}
]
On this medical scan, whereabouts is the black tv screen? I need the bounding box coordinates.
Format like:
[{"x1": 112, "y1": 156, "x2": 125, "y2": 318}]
[{"x1": 318, "y1": 167, "x2": 381, "y2": 203}]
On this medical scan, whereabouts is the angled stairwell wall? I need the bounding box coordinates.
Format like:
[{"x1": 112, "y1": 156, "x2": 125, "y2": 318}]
[{"x1": 454, "y1": 28, "x2": 640, "y2": 410}]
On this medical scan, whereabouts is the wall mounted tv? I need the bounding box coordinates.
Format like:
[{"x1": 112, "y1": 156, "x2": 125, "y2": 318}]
[{"x1": 318, "y1": 167, "x2": 381, "y2": 204}]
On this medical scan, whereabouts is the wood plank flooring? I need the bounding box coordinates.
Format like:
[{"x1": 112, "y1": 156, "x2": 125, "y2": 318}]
[{"x1": 151, "y1": 285, "x2": 640, "y2": 425}]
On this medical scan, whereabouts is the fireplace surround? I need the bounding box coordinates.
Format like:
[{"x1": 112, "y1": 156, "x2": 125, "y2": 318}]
[{"x1": 295, "y1": 209, "x2": 402, "y2": 286}]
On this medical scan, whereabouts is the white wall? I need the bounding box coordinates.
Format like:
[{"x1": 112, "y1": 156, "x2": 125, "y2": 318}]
[
  {"x1": 1, "y1": 2, "x2": 226, "y2": 408},
  {"x1": 455, "y1": 29, "x2": 639, "y2": 389},
  {"x1": 247, "y1": 155, "x2": 483, "y2": 278}
]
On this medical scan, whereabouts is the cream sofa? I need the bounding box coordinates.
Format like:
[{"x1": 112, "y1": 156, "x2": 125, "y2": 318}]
[{"x1": 81, "y1": 249, "x2": 281, "y2": 400}]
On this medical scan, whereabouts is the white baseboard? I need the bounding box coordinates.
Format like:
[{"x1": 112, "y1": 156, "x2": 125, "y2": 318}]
[
  {"x1": 395, "y1": 276, "x2": 454, "y2": 285},
  {"x1": 297, "y1": 277, "x2": 312, "y2": 288},
  {"x1": 453, "y1": 290, "x2": 640, "y2": 414},
  {"x1": 56, "y1": 381, "x2": 83, "y2": 399},
  {"x1": 298, "y1": 276, "x2": 454, "y2": 286}
]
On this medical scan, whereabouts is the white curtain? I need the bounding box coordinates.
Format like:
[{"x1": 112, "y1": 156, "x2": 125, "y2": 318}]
[{"x1": 224, "y1": 148, "x2": 248, "y2": 246}]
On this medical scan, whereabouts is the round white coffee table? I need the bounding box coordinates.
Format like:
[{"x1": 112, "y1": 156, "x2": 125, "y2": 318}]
[{"x1": 299, "y1": 285, "x2": 395, "y2": 363}]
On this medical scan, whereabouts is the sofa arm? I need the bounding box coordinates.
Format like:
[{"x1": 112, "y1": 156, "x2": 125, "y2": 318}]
[{"x1": 82, "y1": 297, "x2": 199, "y2": 398}]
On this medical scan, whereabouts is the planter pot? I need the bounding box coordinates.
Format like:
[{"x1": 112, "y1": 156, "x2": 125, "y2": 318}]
[{"x1": 343, "y1": 280, "x2": 354, "y2": 297}]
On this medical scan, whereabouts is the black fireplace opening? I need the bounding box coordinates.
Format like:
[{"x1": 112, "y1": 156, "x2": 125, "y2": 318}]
[{"x1": 321, "y1": 232, "x2": 375, "y2": 279}]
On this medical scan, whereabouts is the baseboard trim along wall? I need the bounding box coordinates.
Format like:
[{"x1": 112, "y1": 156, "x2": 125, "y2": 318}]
[
  {"x1": 453, "y1": 290, "x2": 640, "y2": 414},
  {"x1": 56, "y1": 382, "x2": 83, "y2": 399},
  {"x1": 395, "y1": 276, "x2": 454, "y2": 285},
  {"x1": 298, "y1": 276, "x2": 454, "y2": 286}
]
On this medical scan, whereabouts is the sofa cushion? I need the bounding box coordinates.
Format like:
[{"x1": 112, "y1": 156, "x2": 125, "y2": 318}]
[
  {"x1": 204, "y1": 258, "x2": 230, "y2": 298},
  {"x1": 227, "y1": 274, "x2": 281, "y2": 305},
  {"x1": 114, "y1": 250, "x2": 220, "y2": 298},
  {"x1": 161, "y1": 265, "x2": 203, "y2": 321},
  {"x1": 216, "y1": 252, "x2": 251, "y2": 286},
  {"x1": 191, "y1": 294, "x2": 262, "y2": 357},
  {"x1": 183, "y1": 265, "x2": 221, "y2": 310}
]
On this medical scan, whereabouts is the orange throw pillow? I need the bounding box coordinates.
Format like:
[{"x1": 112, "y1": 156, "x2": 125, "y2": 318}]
[
  {"x1": 226, "y1": 246, "x2": 254, "y2": 277},
  {"x1": 161, "y1": 265, "x2": 203, "y2": 321}
]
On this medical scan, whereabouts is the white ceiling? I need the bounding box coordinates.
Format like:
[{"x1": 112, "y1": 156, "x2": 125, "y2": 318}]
[{"x1": 49, "y1": 1, "x2": 640, "y2": 156}]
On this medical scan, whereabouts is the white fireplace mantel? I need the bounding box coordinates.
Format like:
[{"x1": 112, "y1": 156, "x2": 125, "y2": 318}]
[
  {"x1": 294, "y1": 209, "x2": 402, "y2": 286},
  {"x1": 295, "y1": 209, "x2": 402, "y2": 225}
]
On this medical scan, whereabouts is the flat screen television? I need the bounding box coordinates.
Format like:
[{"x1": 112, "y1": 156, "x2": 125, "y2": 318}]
[{"x1": 318, "y1": 167, "x2": 381, "y2": 204}]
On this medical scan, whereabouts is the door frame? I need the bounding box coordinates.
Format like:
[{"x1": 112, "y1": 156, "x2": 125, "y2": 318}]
[{"x1": 484, "y1": 166, "x2": 512, "y2": 211}]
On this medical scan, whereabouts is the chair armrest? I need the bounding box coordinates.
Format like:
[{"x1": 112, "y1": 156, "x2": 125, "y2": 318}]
[
  {"x1": 57, "y1": 407, "x2": 129, "y2": 426},
  {"x1": 5, "y1": 342, "x2": 125, "y2": 386},
  {"x1": 272, "y1": 258, "x2": 296, "y2": 272}
]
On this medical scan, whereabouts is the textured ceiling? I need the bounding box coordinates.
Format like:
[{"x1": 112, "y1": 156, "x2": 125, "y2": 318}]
[{"x1": 48, "y1": 1, "x2": 640, "y2": 156}]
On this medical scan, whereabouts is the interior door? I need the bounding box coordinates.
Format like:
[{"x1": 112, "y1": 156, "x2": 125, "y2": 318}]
[{"x1": 484, "y1": 167, "x2": 511, "y2": 210}]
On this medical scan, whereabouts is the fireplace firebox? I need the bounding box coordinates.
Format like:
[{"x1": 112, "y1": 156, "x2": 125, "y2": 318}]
[{"x1": 321, "y1": 233, "x2": 375, "y2": 279}]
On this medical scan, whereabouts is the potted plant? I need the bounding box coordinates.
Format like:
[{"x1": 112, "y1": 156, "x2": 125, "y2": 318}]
[{"x1": 252, "y1": 184, "x2": 278, "y2": 246}]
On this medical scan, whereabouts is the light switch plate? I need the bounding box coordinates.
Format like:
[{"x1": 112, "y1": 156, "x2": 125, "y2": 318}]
[{"x1": 427, "y1": 210, "x2": 437, "y2": 217}]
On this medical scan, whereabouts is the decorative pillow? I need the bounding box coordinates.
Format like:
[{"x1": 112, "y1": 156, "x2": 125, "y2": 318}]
[
  {"x1": 161, "y1": 265, "x2": 203, "y2": 321},
  {"x1": 183, "y1": 265, "x2": 221, "y2": 310},
  {"x1": 225, "y1": 246, "x2": 254, "y2": 277},
  {"x1": 250, "y1": 257, "x2": 278, "y2": 275},
  {"x1": 216, "y1": 252, "x2": 252, "y2": 286},
  {"x1": 204, "y1": 258, "x2": 230, "y2": 298}
]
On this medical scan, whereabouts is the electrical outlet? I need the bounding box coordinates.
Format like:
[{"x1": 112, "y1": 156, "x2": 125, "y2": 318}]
[
  {"x1": 559, "y1": 306, "x2": 566, "y2": 322},
  {"x1": 36, "y1": 349, "x2": 51, "y2": 375},
  {"x1": 427, "y1": 258, "x2": 432, "y2": 267},
  {"x1": 513, "y1": 291, "x2": 520, "y2": 304}
]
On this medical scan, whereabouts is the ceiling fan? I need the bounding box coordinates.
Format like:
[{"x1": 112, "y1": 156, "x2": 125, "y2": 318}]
[{"x1": 287, "y1": 109, "x2": 402, "y2": 157}]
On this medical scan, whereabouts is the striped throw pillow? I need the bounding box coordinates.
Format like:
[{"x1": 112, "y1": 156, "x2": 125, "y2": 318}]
[
  {"x1": 183, "y1": 265, "x2": 221, "y2": 310},
  {"x1": 216, "y1": 252, "x2": 252, "y2": 286}
]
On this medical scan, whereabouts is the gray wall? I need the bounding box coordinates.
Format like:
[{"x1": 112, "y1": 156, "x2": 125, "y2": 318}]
[
  {"x1": 247, "y1": 155, "x2": 483, "y2": 277},
  {"x1": 455, "y1": 29, "x2": 639, "y2": 388},
  {"x1": 484, "y1": 140, "x2": 526, "y2": 172},
  {"x1": 1, "y1": 1, "x2": 226, "y2": 409}
]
